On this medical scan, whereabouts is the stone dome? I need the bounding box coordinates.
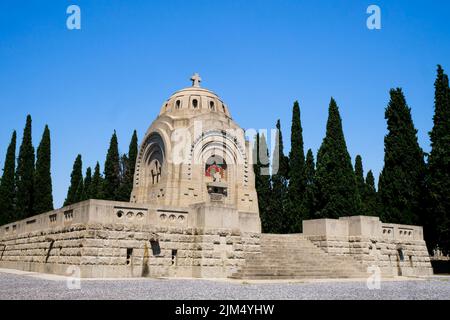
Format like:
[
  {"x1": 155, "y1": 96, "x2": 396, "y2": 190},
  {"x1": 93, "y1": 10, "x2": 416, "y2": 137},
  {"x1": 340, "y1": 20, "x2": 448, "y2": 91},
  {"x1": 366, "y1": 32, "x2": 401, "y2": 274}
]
[{"x1": 159, "y1": 73, "x2": 231, "y2": 118}]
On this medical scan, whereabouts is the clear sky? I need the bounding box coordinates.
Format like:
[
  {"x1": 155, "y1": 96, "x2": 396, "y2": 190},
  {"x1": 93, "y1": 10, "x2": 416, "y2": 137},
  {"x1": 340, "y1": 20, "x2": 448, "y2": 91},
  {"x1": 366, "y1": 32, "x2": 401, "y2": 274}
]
[{"x1": 0, "y1": 0, "x2": 449, "y2": 208}]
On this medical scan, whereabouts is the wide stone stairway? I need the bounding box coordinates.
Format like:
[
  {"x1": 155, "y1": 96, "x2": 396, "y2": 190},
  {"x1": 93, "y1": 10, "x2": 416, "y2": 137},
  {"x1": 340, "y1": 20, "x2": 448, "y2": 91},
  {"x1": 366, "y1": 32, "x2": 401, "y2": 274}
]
[{"x1": 231, "y1": 234, "x2": 368, "y2": 279}]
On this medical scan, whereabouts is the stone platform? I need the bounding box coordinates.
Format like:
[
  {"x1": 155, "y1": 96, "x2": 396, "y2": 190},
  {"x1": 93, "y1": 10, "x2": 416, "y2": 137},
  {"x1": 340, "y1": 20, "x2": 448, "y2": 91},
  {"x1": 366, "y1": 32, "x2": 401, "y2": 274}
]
[{"x1": 0, "y1": 200, "x2": 433, "y2": 279}]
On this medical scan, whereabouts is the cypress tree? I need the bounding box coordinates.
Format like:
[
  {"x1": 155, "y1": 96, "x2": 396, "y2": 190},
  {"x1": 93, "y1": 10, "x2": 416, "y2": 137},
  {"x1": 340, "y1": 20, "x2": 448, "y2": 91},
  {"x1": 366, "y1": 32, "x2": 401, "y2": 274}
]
[
  {"x1": 364, "y1": 170, "x2": 378, "y2": 217},
  {"x1": 103, "y1": 131, "x2": 121, "y2": 200},
  {"x1": 354, "y1": 156, "x2": 365, "y2": 200},
  {"x1": 271, "y1": 120, "x2": 289, "y2": 233},
  {"x1": 253, "y1": 132, "x2": 272, "y2": 233},
  {"x1": 378, "y1": 88, "x2": 425, "y2": 225},
  {"x1": 117, "y1": 130, "x2": 139, "y2": 201},
  {"x1": 426, "y1": 65, "x2": 450, "y2": 254},
  {"x1": 127, "y1": 130, "x2": 138, "y2": 185},
  {"x1": 91, "y1": 162, "x2": 104, "y2": 199},
  {"x1": 287, "y1": 101, "x2": 307, "y2": 232},
  {"x1": 315, "y1": 98, "x2": 360, "y2": 218},
  {"x1": 303, "y1": 149, "x2": 317, "y2": 220},
  {"x1": 83, "y1": 167, "x2": 92, "y2": 200},
  {"x1": 16, "y1": 115, "x2": 35, "y2": 219},
  {"x1": 64, "y1": 155, "x2": 83, "y2": 206},
  {"x1": 354, "y1": 155, "x2": 367, "y2": 215},
  {"x1": 33, "y1": 125, "x2": 54, "y2": 214},
  {"x1": 75, "y1": 178, "x2": 85, "y2": 203},
  {"x1": 116, "y1": 154, "x2": 130, "y2": 201},
  {"x1": 0, "y1": 131, "x2": 17, "y2": 224}
]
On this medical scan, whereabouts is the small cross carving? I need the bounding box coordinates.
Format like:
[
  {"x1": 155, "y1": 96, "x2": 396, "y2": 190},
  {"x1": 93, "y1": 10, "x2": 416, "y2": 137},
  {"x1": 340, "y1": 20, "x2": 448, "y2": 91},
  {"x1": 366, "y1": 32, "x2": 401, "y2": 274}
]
[{"x1": 190, "y1": 73, "x2": 202, "y2": 87}]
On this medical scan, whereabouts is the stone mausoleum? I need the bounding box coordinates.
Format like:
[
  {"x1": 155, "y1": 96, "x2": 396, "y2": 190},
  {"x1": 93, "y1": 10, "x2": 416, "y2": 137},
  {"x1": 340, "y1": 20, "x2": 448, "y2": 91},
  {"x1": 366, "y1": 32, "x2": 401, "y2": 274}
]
[{"x1": 0, "y1": 75, "x2": 433, "y2": 279}]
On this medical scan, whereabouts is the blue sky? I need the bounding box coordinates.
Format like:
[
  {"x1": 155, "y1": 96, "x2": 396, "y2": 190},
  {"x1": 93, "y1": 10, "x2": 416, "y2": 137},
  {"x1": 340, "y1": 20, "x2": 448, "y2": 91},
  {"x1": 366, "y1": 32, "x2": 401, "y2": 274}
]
[{"x1": 0, "y1": 0, "x2": 449, "y2": 208}]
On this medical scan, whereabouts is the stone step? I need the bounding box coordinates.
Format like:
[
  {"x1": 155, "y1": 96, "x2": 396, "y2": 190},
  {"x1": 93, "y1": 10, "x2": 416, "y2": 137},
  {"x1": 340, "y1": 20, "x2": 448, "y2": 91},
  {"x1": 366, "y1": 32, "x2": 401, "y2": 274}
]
[
  {"x1": 240, "y1": 262, "x2": 364, "y2": 268},
  {"x1": 245, "y1": 257, "x2": 360, "y2": 264},
  {"x1": 230, "y1": 274, "x2": 364, "y2": 280},
  {"x1": 236, "y1": 268, "x2": 365, "y2": 275},
  {"x1": 231, "y1": 233, "x2": 367, "y2": 280},
  {"x1": 236, "y1": 271, "x2": 367, "y2": 277},
  {"x1": 233, "y1": 271, "x2": 366, "y2": 277},
  {"x1": 243, "y1": 258, "x2": 360, "y2": 265}
]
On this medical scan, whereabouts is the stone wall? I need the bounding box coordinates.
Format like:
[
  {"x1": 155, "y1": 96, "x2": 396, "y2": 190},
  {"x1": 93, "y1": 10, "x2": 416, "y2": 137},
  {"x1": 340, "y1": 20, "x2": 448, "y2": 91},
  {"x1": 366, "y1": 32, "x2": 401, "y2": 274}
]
[
  {"x1": 0, "y1": 200, "x2": 260, "y2": 278},
  {"x1": 303, "y1": 216, "x2": 433, "y2": 277}
]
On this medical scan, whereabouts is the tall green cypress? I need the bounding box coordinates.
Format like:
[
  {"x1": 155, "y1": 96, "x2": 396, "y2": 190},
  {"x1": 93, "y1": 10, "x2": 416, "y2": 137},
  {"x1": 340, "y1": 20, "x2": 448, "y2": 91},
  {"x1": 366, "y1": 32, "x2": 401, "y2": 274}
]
[
  {"x1": 378, "y1": 88, "x2": 425, "y2": 225},
  {"x1": 426, "y1": 65, "x2": 450, "y2": 254},
  {"x1": 103, "y1": 131, "x2": 121, "y2": 200},
  {"x1": 64, "y1": 155, "x2": 83, "y2": 206},
  {"x1": 116, "y1": 154, "x2": 129, "y2": 201},
  {"x1": 364, "y1": 170, "x2": 378, "y2": 217},
  {"x1": 354, "y1": 155, "x2": 365, "y2": 201},
  {"x1": 91, "y1": 162, "x2": 104, "y2": 199},
  {"x1": 271, "y1": 120, "x2": 289, "y2": 233},
  {"x1": 253, "y1": 132, "x2": 272, "y2": 233},
  {"x1": 75, "y1": 178, "x2": 85, "y2": 203},
  {"x1": 16, "y1": 115, "x2": 35, "y2": 219},
  {"x1": 33, "y1": 125, "x2": 54, "y2": 214},
  {"x1": 303, "y1": 149, "x2": 317, "y2": 220},
  {"x1": 83, "y1": 167, "x2": 92, "y2": 200},
  {"x1": 117, "y1": 130, "x2": 139, "y2": 201},
  {"x1": 315, "y1": 98, "x2": 360, "y2": 218},
  {"x1": 287, "y1": 101, "x2": 307, "y2": 232},
  {"x1": 127, "y1": 130, "x2": 138, "y2": 185},
  {"x1": 354, "y1": 155, "x2": 368, "y2": 215},
  {"x1": 0, "y1": 131, "x2": 17, "y2": 224}
]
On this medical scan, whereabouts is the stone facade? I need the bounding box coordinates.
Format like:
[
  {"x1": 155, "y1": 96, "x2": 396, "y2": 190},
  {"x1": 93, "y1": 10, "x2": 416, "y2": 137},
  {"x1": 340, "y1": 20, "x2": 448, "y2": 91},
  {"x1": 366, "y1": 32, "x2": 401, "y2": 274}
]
[{"x1": 303, "y1": 216, "x2": 433, "y2": 277}]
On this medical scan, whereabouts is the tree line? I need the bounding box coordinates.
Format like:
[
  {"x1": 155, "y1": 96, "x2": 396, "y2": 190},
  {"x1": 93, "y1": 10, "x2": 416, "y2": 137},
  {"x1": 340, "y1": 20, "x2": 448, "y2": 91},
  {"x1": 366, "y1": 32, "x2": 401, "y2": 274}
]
[
  {"x1": 0, "y1": 116, "x2": 53, "y2": 224},
  {"x1": 63, "y1": 130, "x2": 138, "y2": 206},
  {"x1": 0, "y1": 122, "x2": 138, "y2": 224},
  {"x1": 254, "y1": 65, "x2": 450, "y2": 255}
]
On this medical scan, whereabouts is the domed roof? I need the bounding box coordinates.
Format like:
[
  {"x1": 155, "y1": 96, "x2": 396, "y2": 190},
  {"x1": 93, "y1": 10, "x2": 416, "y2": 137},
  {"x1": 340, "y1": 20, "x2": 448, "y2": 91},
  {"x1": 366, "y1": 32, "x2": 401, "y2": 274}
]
[{"x1": 159, "y1": 73, "x2": 231, "y2": 118}]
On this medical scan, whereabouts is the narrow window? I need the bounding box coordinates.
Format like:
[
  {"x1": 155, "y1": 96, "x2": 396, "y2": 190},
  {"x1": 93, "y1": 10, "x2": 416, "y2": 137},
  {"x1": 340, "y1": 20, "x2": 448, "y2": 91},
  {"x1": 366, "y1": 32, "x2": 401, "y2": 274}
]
[
  {"x1": 126, "y1": 248, "x2": 133, "y2": 266},
  {"x1": 171, "y1": 249, "x2": 178, "y2": 265},
  {"x1": 150, "y1": 240, "x2": 161, "y2": 256},
  {"x1": 192, "y1": 99, "x2": 198, "y2": 108},
  {"x1": 397, "y1": 249, "x2": 404, "y2": 261},
  {"x1": 175, "y1": 100, "x2": 181, "y2": 109}
]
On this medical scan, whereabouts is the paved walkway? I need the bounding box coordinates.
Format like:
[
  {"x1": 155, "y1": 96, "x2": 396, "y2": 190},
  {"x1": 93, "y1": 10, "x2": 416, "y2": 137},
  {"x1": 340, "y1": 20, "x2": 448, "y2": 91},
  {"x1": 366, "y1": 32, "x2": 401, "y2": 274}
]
[{"x1": 0, "y1": 269, "x2": 449, "y2": 300}]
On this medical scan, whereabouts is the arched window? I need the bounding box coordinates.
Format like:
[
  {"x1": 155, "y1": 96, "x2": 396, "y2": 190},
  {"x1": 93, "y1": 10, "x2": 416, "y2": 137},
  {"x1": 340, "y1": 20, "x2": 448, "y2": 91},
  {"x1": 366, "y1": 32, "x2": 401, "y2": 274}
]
[
  {"x1": 175, "y1": 100, "x2": 181, "y2": 109},
  {"x1": 142, "y1": 132, "x2": 165, "y2": 186},
  {"x1": 210, "y1": 101, "x2": 215, "y2": 111},
  {"x1": 192, "y1": 99, "x2": 198, "y2": 109}
]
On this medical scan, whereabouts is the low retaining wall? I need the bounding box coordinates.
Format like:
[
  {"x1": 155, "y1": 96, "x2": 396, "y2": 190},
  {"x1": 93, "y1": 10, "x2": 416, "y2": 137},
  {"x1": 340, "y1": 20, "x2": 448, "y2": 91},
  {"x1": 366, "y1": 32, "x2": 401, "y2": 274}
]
[{"x1": 303, "y1": 216, "x2": 433, "y2": 277}]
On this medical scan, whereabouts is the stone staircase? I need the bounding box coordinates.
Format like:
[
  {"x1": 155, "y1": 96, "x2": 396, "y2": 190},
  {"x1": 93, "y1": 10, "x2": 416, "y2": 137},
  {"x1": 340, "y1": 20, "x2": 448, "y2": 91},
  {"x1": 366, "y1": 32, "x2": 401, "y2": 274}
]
[{"x1": 230, "y1": 234, "x2": 368, "y2": 279}]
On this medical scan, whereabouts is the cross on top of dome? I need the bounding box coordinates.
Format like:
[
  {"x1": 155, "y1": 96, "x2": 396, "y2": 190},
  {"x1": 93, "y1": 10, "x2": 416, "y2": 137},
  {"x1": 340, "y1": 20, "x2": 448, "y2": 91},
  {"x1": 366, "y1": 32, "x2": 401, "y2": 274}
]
[{"x1": 190, "y1": 73, "x2": 202, "y2": 87}]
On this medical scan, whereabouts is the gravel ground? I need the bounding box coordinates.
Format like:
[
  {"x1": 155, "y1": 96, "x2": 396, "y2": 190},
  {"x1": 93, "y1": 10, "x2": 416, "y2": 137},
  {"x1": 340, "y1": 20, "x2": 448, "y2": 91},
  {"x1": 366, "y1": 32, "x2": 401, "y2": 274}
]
[{"x1": 0, "y1": 271, "x2": 449, "y2": 300}]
